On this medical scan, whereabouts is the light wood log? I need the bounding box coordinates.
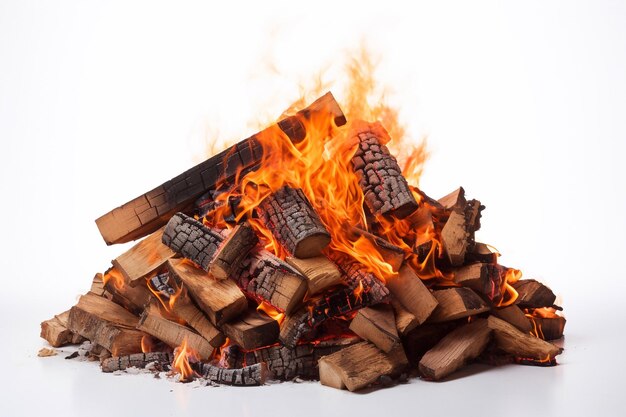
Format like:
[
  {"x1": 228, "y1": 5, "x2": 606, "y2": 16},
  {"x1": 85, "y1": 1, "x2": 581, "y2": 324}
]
[
  {"x1": 174, "y1": 295, "x2": 225, "y2": 347},
  {"x1": 89, "y1": 273, "x2": 108, "y2": 297},
  {"x1": 222, "y1": 309, "x2": 279, "y2": 350},
  {"x1": 487, "y1": 316, "x2": 562, "y2": 360},
  {"x1": 209, "y1": 222, "x2": 258, "y2": 280},
  {"x1": 167, "y1": 258, "x2": 247, "y2": 325},
  {"x1": 402, "y1": 322, "x2": 459, "y2": 365},
  {"x1": 428, "y1": 288, "x2": 490, "y2": 322},
  {"x1": 136, "y1": 311, "x2": 213, "y2": 359},
  {"x1": 418, "y1": 318, "x2": 492, "y2": 380},
  {"x1": 492, "y1": 305, "x2": 532, "y2": 333},
  {"x1": 386, "y1": 265, "x2": 438, "y2": 324},
  {"x1": 40, "y1": 311, "x2": 84, "y2": 347},
  {"x1": 390, "y1": 299, "x2": 418, "y2": 335},
  {"x1": 349, "y1": 305, "x2": 400, "y2": 353},
  {"x1": 437, "y1": 187, "x2": 466, "y2": 210},
  {"x1": 95, "y1": 92, "x2": 346, "y2": 245},
  {"x1": 286, "y1": 256, "x2": 343, "y2": 295},
  {"x1": 103, "y1": 268, "x2": 153, "y2": 314}
]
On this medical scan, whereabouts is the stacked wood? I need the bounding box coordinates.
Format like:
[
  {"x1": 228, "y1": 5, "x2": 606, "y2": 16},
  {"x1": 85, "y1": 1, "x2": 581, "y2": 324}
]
[
  {"x1": 286, "y1": 256, "x2": 343, "y2": 295},
  {"x1": 513, "y1": 279, "x2": 557, "y2": 308},
  {"x1": 101, "y1": 352, "x2": 173, "y2": 373},
  {"x1": 532, "y1": 315, "x2": 566, "y2": 340},
  {"x1": 349, "y1": 305, "x2": 400, "y2": 353},
  {"x1": 349, "y1": 227, "x2": 405, "y2": 272},
  {"x1": 453, "y1": 263, "x2": 506, "y2": 301},
  {"x1": 390, "y1": 299, "x2": 419, "y2": 335},
  {"x1": 319, "y1": 341, "x2": 408, "y2": 391},
  {"x1": 492, "y1": 305, "x2": 532, "y2": 333},
  {"x1": 428, "y1": 288, "x2": 490, "y2": 322},
  {"x1": 257, "y1": 186, "x2": 331, "y2": 258},
  {"x1": 487, "y1": 316, "x2": 562, "y2": 360},
  {"x1": 210, "y1": 222, "x2": 258, "y2": 279},
  {"x1": 441, "y1": 199, "x2": 483, "y2": 266},
  {"x1": 112, "y1": 226, "x2": 175, "y2": 286},
  {"x1": 167, "y1": 258, "x2": 247, "y2": 325},
  {"x1": 402, "y1": 322, "x2": 459, "y2": 365},
  {"x1": 103, "y1": 268, "x2": 153, "y2": 314},
  {"x1": 350, "y1": 121, "x2": 419, "y2": 219},
  {"x1": 437, "y1": 187, "x2": 466, "y2": 210},
  {"x1": 40, "y1": 311, "x2": 84, "y2": 347},
  {"x1": 173, "y1": 294, "x2": 225, "y2": 347},
  {"x1": 222, "y1": 310, "x2": 279, "y2": 350},
  {"x1": 418, "y1": 319, "x2": 492, "y2": 380},
  {"x1": 95, "y1": 92, "x2": 346, "y2": 245},
  {"x1": 386, "y1": 265, "x2": 438, "y2": 324}
]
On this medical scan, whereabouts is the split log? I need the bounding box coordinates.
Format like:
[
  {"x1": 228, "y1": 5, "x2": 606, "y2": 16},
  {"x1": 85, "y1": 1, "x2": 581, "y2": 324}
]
[
  {"x1": 349, "y1": 227, "x2": 405, "y2": 272},
  {"x1": 89, "y1": 273, "x2": 108, "y2": 297},
  {"x1": 492, "y1": 305, "x2": 532, "y2": 333},
  {"x1": 513, "y1": 279, "x2": 557, "y2": 308},
  {"x1": 278, "y1": 308, "x2": 311, "y2": 348},
  {"x1": 101, "y1": 352, "x2": 173, "y2": 373},
  {"x1": 167, "y1": 258, "x2": 247, "y2": 325},
  {"x1": 339, "y1": 261, "x2": 390, "y2": 305},
  {"x1": 453, "y1": 263, "x2": 505, "y2": 301},
  {"x1": 401, "y1": 322, "x2": 459, "y2": 365},
  {"x1": 209, "y1": 222, "x2": 258, "y2": 280},
  {"x1": 136, "y1": 311, "x2": 213, "y2": 359},
  {"x1": 466, "y1": 242, "x2": 499, "y2": 264},
  {"x1": 174, "y1": 295, "x2": 225, "y2": 347},
  {"x1": 234, "y1": 249, "x2": 307, "y2": 314},
  {"x1": 441, "y1": 199, "x2": 483, "y2": 266},
  {"x1": 390, "y1": 299, "x2": 418, "y2": 335},
  {"x1": 349, "y1": 305, "x2": 400, "y2": 353},
  {"x1": 532, "y1": 315, "x2": 566, "y2": 340},
  {"x1": 103, "y1": 268, "x2": 153, "y2": 314},
  {"x1": 112, "y1": 226, "x2": 175, "y2": 286},
  {"x1": 285, "y1": 256, "x2": 343, "y2": 295},
  {"x1": 222, "y1": 310, "x2": 279, "y2": 350},
  {"x1": 192, "y1": 362, "x2": 268, "y2": 386},
  {"x1": 319, "y1": 341, "x2": 408, "y2": 391},
  {"x1": 437, "y1": 187, "x2": 466, "y2": 210},
  {"x1": 418, "y1": 318, "x2": 492, "y2": 380},
  {"x1": 487, "y1": 316, "x2": 562, "y2": 360},
  {"x1": 67, "y1": 294, "x2": 144, "y2": 356},
  {"x1": 40, "y1": 311, "x2": 84, "y2": 347},
  {"x1": 96, "y1": 92, "x2": 346, "y2": 245},
  {"x1": 385, "y1": 265, "x2": 438, "y2": 324},
  {"x1": 428, "y1": 288, "x2": 490, "y2": 323},
  {"x1": 350, "y1": 121, "x2": 419, "y2": 219},
  {"x1": 257, "y1": 186, "x2": 331, "y2": 258},
  {"x1": 162, "y1": 213, "x2": 225, "y2": 271},
  {"x1": 227, "y1": 338, "x2": 358, "y2": 380}
]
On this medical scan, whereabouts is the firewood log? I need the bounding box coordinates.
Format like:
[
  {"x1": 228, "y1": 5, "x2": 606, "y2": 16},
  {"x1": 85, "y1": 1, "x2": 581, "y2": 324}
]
[
  {"x1": 428, "y1": 288, "x2": 490, "y2": 322},
  {"x1": 487, "y1": 316, "x2": 562, "y2": 360},
  {"x1": 512, "y1": 279, "x2": 557, "y2": 308},
  {"x1": 173, "y1": 295, "x2": 225, "y2": 347},
  {"x1": 209, "y1": 222, "x2": 258, "y2": 280},
  {"x1": 419, "y1": 318, "x2": 492, "y2": 380},
  {"x1": 101, "y1": 352, "x2": 173, "y2": 373},
  {"x1": 349, "y1": 226, "x2": 405, "y2": 272},
  {"x1": 285, "y1": 256, "x2": 343, "y2": 295},
  {"x1": 350, "y1": 121, "x2": 419, "y2": 219},
  {"x1": 192, "y1": 362, "x2": 268, "y2": 386},
  {"x1": 222, "y1": 309, "x2": 279, "y2": 350},
  {"x1": 386, "y1": 265, "x2": 438, "y2": 324},
  {"x1": 453, "y1": 262, "x2": 505, "y2": 301},
  {"x1": 390, "y1": 299, "x2": 419, "y2": 335},
  {"x1": 40, "y1": 311, "x2": 84, "y2": 347},
  {"x1": 349, "y1": 305, "x2": 400, "y2": 353},
  {"x1": 96, "y1": 92, "x2": 346, "y2": 245},
  {"x1": 103, "y1": 268, "x2": 153, "y2": 314},
  {"x1": 437, "y1": 187, "x2": 466, "y2": 210},
  {"x1": 441, "y1": 199, "x2": 483, "y2": 266},
  {"x1": 492, "y1": 305, "x2": 532, "y2": 333},
  {"x1": 256, "y1": 186, "x2": 330, "y2": 258}
]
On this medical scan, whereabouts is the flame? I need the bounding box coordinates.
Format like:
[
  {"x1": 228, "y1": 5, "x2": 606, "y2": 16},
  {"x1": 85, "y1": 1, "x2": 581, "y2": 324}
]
[
  {"x1": 525, "y1": 307, "x2": 562, "y2": 339},
  {"x1": 103, "y1": 268, "x2": 125, "y2": 291},
  {"x1": 257, "y1": 301, "x2": 285, "y2": 325},
  {"x1": 146, "y1": 273, "x2": 184, "y2": 313},
  {"x1": 172, "y1": 338, "x2": 198, "y2": 382},
  {"x1": 201, "y1": 47, "x2": 433, "y2": 283},
  {"x1": 496, "y1": 268, "x2": 521, "y2": 307},
  {"x1": 141, "y1": 335, "x2": 155, "y2": 353},
  {"x1": 352, "y1": 279, "x2": 364, "y2": 304}
]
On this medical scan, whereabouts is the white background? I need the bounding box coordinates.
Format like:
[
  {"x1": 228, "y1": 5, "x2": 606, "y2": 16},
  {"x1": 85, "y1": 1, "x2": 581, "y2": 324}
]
[{"x1": 1, "y1": 1, "x2": 625, "y2": 416}]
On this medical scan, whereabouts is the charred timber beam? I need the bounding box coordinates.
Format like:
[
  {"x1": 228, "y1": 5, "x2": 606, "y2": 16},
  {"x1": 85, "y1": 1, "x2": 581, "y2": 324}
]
[
  {"x1": 101, "y1": 352, "x2": 173, "y2": 373},
  {"x1": 96, "y1": 92, "x2": 346, "y2": 245},
  {"x1": 192, "y1": 362, "x2": 268, "y2": 386}
]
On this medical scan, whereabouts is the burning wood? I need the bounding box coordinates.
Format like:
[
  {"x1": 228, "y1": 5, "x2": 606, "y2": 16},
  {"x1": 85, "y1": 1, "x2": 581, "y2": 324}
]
[{"x1": 42, "y1": 91, "x2": 567, "y2": 392}]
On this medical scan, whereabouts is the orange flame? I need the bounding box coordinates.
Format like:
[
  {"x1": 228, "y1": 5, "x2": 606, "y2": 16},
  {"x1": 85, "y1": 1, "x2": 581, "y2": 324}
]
[
  {"x1": 353, "y1": 279, "x2": 364, "y2": 304},
  {"x1": 141, "y1": 335, "x2": 155, "y2": 353},
  {"x1": 525, "y1": 307, "x2": 562, "y2": 339},
  {"x1": 497, "y1": 268, "x2": 521, "y2": 307},
  {"x1": 172, "y1": 338, "x2": 198, "y2": 382},
  {"x1": 146, "y1": 274, "x2": 184, "y2": 313},
  {"x1": 257, "y1": 301, "x2": 285, "y2": 325},
  {"x1": 103, "y1": 268, "x2": 125, "y2": 291},
  {"x1": 202, "y1": 48, "x2": 432, "y2": 283}
]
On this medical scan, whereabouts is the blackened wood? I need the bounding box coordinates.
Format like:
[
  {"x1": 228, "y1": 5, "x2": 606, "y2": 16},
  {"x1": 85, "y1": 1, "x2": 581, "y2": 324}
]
[
  {"x1": 513, "y1": 279, "x2": 557, "y2": 308},
  {"x1": 350, "y1": 122, "x2": 418, "y2": 219},
  {"x1": 487, "y1": 316, "x2": 562, "y2": 360},
  {"x1": 466, "y1": 242, "x2": 499, "y2": 264},
  {"x1": 210, "y1": 222, "x2": 258, "y2": 280},
  {"x1": 96, "y1": 92, "x2": 346, "y2": 245},
  {"x1": 222, "y1": 309, "x2": 279, "y2": 350},
  {"x1": 167, "y1": 258, "x2": 247, "y2": 325},
  {"x1": 349, "y1": 305, "x2": 400, "y2": 353},
  {"x1": 386, "y1": 265, "x2": 438, "y2": 324},
  {"x1": 40, "y1": 311, "x2": 84, "y2": 347},
  {"x1": 162, "y1": 213, "x2": 225, "y2": 271},
  {"x1": 192, "y1": 362, "x2": 268, "y2": 386},
  {"x1": 112, "y1": 226, "x2": 175, "y2": 286},
  {"x1": 233, "y1": 249, "x2": 307, "y2": 314},
  {"x1": 418, "y1": 318, "x2": 492, "y2": 380},
  {"x1": 428, "y1": 288, "x2": 490, "y2": 323},
  {"x1": 285, "y1": 256, "x2": 343, "y2": 295},
  {"x1": 257, "y1": 186, "x2": 330, "y2": 258},
  {"x1": 101, "y1": 352, "x2": 173, "y2": 373},
  {"x1": 339, "y1": 261, "x2": 390, "y2": 305}
]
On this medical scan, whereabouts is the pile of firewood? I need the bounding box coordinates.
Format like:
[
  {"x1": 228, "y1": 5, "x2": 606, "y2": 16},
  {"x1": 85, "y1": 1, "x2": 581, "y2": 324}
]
[{"x1": 40, "y1": 92, "x2": 565, "y2": 391}]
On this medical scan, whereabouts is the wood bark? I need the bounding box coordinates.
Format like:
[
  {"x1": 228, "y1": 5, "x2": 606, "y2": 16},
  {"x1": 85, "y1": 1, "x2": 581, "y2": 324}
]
[
  {"x1": 487, "y1": 316, "x2": 562, "y2": 360},
  {"x1": 162, "y1": 213, "x2": 226, "y2": 271},
  {"x1": 492, "y1": 305, "x2": 532, "y2": 333},
  {"x1": 453, "y1": 263, "x2": 505, "y2": 301},
  {"x1": 428, "y1": 288, "x2": 490, "y2": 323},
  {"x1": 112, "y1": 226, "x2": 175, "y2": 286},
  {"x1": 318, "y1": 341, "x2": 408, "y2": 391},
  {"x1": 233, "y1": 249, "x2": 308, "y2": 314},
  {"x1": 167, "y1": 258, "x2": 247, "y2": 325},
  {"x1": 513, "y1": 279, "x2": 557, "y2": 308},
  {"x1": 101, "y1": 352, "x2": 173, "y2": 372},
  {"x1": 350, "y1": 122, "x2": 419, "y2": 219},
  {"x1": 418, "y1": 318, "x2": 492, "y2": 380},
  {"x1": 40, "y1": 311, "x2": 84, "y2": 347},
  {"x1": 349, "y1": 305, "x2": 400, "y2": 353},
  {"x1": 209, "y1": 222, "x2": 258, "y2": 280},
  {"x1": 222, "y1": 309, "x2": 279, "y2": 350},
  {"x1": 95, "y1": 92, "x2": 346, "y2": 245},
  {"x1": 285, "y1": 256, "x2": 343, "y2": 295},
  {"x1": 385, "y1": 265, "x2": 438, "y2": 324},
  {"x1": 136, "y1": 311, "x2": 213, "y2": 359},
  {"x1": 192, "y1": 362, "x2": 268, "y2": 386},
  {"x1": 257, "y1": 186, "x2": 330, "y2": 258}
]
